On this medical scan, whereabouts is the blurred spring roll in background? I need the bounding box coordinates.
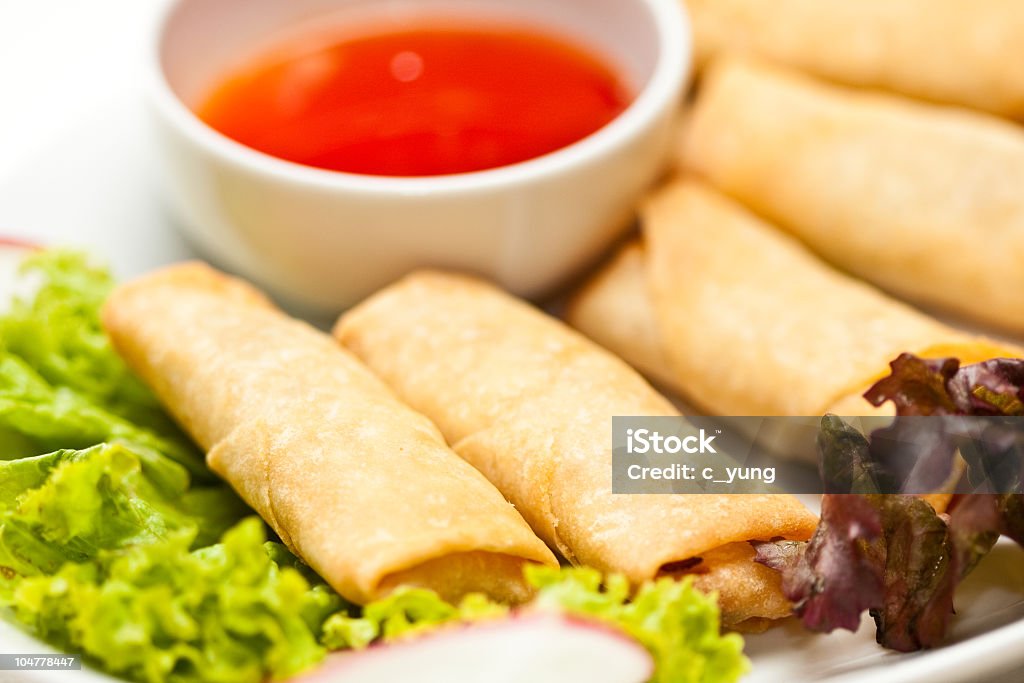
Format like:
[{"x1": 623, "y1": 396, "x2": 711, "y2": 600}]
[
  {"x1": 687, "y1": 0, "x2": 1024, "y2": 118},
  {"x1": 681, "y1": 58, "x2": 1024, "y2": 335},
  {"x1": 566, "y1": 178, "x2": 1020, "y2": 418},
  {"x1": 335, "y1": 272, "x2": 817, "y2": 629},
  {"x1": 102, "y1": 263, "x2": 556, "y2": 606}
]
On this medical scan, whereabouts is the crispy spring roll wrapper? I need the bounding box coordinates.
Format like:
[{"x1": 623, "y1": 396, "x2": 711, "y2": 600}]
[
  {"x1": 688, "y1": 0, "x2": 1024, "y2": 118},
  {"x1": 681, "y1": 58, "x2": 1024, "y2": 335},
  {"x1": 567, "y1": 179, "x2": 1021, "y2": 420},
  {"x1": 102, "y1": 263, "x2": 557, "y2": 606},
  {"x1": 335, "y1": 272, "x2": 818, "y2": 628}
]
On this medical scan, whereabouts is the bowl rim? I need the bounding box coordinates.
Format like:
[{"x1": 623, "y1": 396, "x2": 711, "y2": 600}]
[{"x1": 146, "y1": 0, "x2": 691, "y2": 195}]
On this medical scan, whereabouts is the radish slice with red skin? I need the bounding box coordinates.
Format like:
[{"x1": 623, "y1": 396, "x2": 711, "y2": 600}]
[
  {"x1": 298, "y1": 614, "x2": 653, "y2": 683},
  {"x1": 0, "y1": 237, "x2": 38, "y2": 250}
]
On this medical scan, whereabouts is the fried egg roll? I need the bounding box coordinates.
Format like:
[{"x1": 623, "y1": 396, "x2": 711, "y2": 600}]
[
  {"x1": 688, "y1": 0, "x2": 1024, "y2": 118},
  {"x1": 102, "y1": 263, "x2": 556, "y2": 606},
  {"x1": 566, "y1": 178, "x2": 1020, "y2": 418},
  {"x1": 681, "y1": 58, "x2": 1024, "y2": 335},
  {"x1": 335, "y1": 272, "x2": 817, "y2": 628}
]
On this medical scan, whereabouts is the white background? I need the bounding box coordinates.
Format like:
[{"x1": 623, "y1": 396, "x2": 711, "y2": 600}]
[{"x1": 0, "y1": 0, "x2": 194, "y2": 276}]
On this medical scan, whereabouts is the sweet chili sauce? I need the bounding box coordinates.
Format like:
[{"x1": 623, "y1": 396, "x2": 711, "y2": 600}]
[{"x1": 197, "y1": 23, "x2": 632, "y2": 177}]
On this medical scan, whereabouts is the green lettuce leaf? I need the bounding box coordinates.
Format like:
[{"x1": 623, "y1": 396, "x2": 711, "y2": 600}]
[
  {"x1": 527, "y1": 566, "x2": 749, "y2": 683},
  {"x1": 0, "y1": 444, "x2": 243, "y2": 584},
  {"x1": 321, "y1": 566, "x2": 748, "y2": 683},
  {"x1": 322, "y1": 588, "x2": 508, "y2": 650},
  {"x1": 7, "y1": 518, "x2": 342, "y2": 683},
  {"x1": 0, "y1": 251, "x2": 207, "y2": 480},
  {"x1": 1, "y1": 251, "x2": 169, "y2": 432},
  {"x1": 1, "y1": 441, "x2": 339, "y2": 683}
]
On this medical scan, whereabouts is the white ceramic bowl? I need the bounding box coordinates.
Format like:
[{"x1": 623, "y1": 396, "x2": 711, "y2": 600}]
[{"x1": 148, "y1": 0, "x2": 690, "y2": 313}]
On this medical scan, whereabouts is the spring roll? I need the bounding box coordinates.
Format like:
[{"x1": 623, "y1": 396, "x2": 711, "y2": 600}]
[
  {"x1": 688, "y1": 0, "x2": 1024, "y2": 118},
  {"x1": 681, "y1": 58, "x2": 1024, "y2": 335},
  {"x1": 566, "y1": 178, "x2": 1020, "y2": 419},
  {"x1": 102, "y1": 263, "x2": 556, "y2": 605},
  {"x1": 335, "y1": 272, "x2": 818, "y2": 628}
]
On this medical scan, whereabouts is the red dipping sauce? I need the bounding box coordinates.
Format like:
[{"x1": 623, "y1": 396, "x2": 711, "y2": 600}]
[{"x1": 197, "y1": 23, "x2": 632, "y2": 177}]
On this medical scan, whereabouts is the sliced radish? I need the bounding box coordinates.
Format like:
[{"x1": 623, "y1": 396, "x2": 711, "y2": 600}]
[{"x1": 300, "y1": 614, "x2": 653, "y2": 683}]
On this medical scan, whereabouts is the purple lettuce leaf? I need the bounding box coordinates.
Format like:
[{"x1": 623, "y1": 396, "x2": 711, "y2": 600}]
[
  {"x1": 863, "y1": 354, "x2": 963, "y2": 416},
  {"x1": 754, "y1": 494, "x2": 883, "y2": 633},
  {"x1": 755, "y1": 492, "x2": 953, "y2": 651},
  {"x1": 757, "y1": 355, "x2": 1024, "y2": 651},
  {"x1": 957, "y1": 422, "x2": 1024, "y2": 494},
  {"x1": 869, "y1": 354, "x2": 1024, "y2": 550},
  {"x1": 863, "y1": 416, "x2": 960, "y2": 494},
  {"x1": 817, "y1": 415, "x2": 890, "y2": 494},
  {"x1": 870, "y1": 495, "x2": 954, "y2": 651},
  {"x1": 865, "y1": 353, "x2": 1024, "y2": 493},
  {"x1": 865, "y1": 353, "x2": 1024, "y2": 417},
  {"x1": 945, "y1": 495, "x2": 1004, "y2": 581}
]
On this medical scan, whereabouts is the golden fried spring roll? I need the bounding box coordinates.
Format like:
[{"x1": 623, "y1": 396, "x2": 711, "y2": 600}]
[
  {"x1": 681, "y1": 58, "x2": 1024, "y2": 335},
  {"x1": 688, "y1": 0, "x2": 1024, "y2": 117},
  {"x1": 335, "y1": 272, "x2": 818, "y2": 628},
  {"x1": 566, "y1": 178, "x2": 1020, "y2": 419},
  {"x1": 102, "y1": 263, "x2": 556, "y2": 605}
]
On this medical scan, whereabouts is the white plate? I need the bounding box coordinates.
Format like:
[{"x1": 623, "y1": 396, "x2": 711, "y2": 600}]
[{"x1": 1, "y1": 2, "x2": 1022, "y2": 682}]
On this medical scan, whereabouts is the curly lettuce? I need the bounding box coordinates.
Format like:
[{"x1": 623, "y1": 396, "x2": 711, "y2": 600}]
[
  {"x1": 0, "y1": 443, "x2": 244, "y2": 582},
  {"x1": 322, "y1": 588, "x2": 508, "y2": 650},
  {"x1": 1, "y1": 251, "x2": 169, "y2": 432},
  {"x1": 528, "y1": 566, "x2": 749, "y2": 683},
  {"x1": 7, "y1": 518, "x2": 343, "y2": 683},
  {"x1": 0, "y1": 251, "x2": 206, "y2": 480},
  {"x1": 0, "y1": 441, "x2": 343, "y2": 682},
  {"x1": 322, "y1": 566, "x2": 749, "y2": 683}
]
